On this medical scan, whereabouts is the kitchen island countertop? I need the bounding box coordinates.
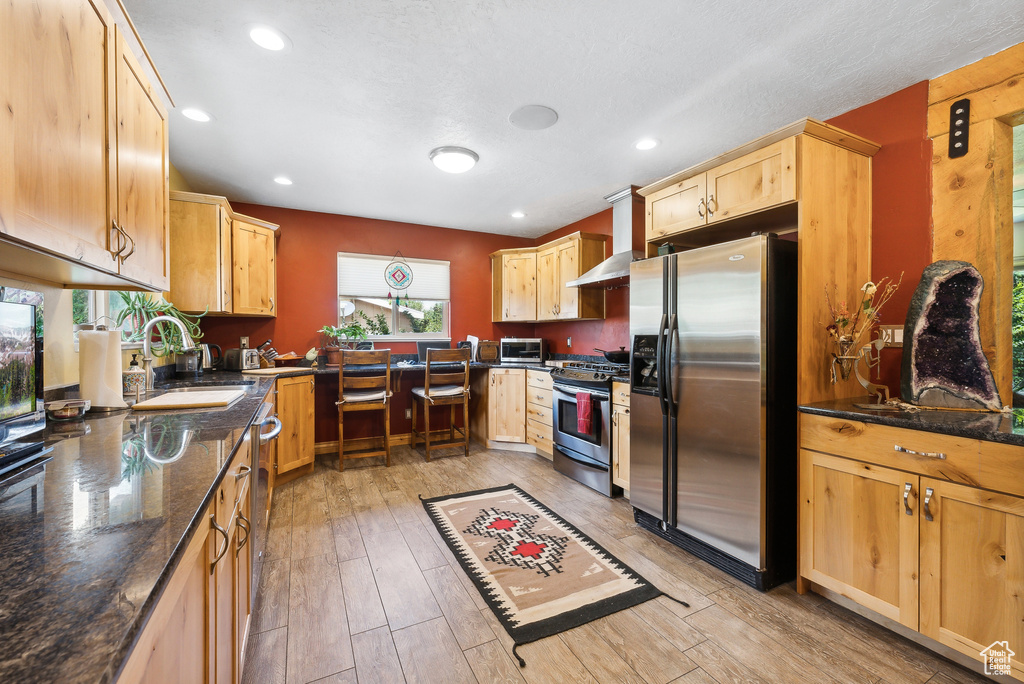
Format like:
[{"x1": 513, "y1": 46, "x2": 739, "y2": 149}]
[{"x1": 0, "y1": 373, "x2": 275, "y2": 683}]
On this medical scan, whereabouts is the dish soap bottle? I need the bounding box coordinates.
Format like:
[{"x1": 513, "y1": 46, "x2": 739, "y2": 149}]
[{"x1": 123, "y1": 353, "x2": 146, "y2": 396}]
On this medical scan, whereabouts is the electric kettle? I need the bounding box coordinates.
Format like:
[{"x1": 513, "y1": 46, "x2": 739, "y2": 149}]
[{"x1": 199, "y1": 343, "x2": 222, "y2": 371}]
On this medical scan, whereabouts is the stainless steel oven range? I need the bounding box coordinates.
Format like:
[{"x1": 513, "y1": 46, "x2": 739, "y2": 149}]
[{"x1": 550, "y1": 361, "x2": 627, "y2": 497}]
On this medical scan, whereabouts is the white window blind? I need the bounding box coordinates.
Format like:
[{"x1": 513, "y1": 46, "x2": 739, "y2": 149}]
[{"x1": 337, "y1": 253, "x2": 450, "y2": 300}]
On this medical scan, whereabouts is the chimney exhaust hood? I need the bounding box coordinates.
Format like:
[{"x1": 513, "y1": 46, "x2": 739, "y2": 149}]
[{"x1": 566, "y1": 186, "x2": 644, "y2": 289}]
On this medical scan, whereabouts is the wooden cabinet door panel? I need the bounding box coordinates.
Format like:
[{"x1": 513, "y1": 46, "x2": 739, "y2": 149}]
[
  {"x1": 168, "y1": 200, "x2": 232, "y2": 314},
  {"x1": 4, "y1": 0, "x2": 118, "y2": 272},
  {"x1": 214, "y1": 518, "x2": 238, "y2": 684},
  {"x1": 612, "y1": 406, "x2": 630, "y2": 490},
  {"x1": 555, "y1": 240, "x2": 579, "y2": 319},
  {"x1": 236, "y1": 487, "x2": 253, "y2": 676},
  {"x1": 646, "y1": 174, "x2": 706, "y2": 240},
  {"x1": 233, "y1": 220, "x2": 276, "y2": 316},
  {"x1": 501, "y1": 252, "x2": 536, "y2": 321},
  {"x1": 920, "y1": 479, "x2": 1024, "y2": 676},
  {"x1": 706, "y1": 138, "x2": 796, "y2": 224},
  {"x1": 536, "y1": 246, "x2": 558, "y2": 321},
  {"x1": 488, "y1": 369, "x2": 526, "y2": 442},
  {"x1": 803, "y1": 451, "x2": 919, "y2": 629},
  {"x1": 277, "y1": 375, "x2": 315, "y2": 474},
  {"x1": 113, "y1": 28, "x2": 169, "y2": 289}
]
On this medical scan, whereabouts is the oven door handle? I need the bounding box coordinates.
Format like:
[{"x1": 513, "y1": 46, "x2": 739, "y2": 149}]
[
  {"x1": 553, "y1": 386, "x2": 610, "y2": 402},
  {"x1": 554, "y1": 445, "x2": 610, "y2": 473}
]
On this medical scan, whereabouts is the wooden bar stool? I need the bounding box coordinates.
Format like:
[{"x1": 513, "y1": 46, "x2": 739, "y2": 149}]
[
  {"x1": 410, "y1": 348, "x2": 471, "y2": 461},
  {"x1": 336, "y1": 349, "x2": 392, "y2": 471}
]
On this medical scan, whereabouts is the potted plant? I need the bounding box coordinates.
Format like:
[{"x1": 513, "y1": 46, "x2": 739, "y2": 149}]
[
  {"x1": 115, "y1": 292, "x2": 205, "y2": 355},
  {"x1": 318, "y1": 322, "x2": 367, "y2": 365}
]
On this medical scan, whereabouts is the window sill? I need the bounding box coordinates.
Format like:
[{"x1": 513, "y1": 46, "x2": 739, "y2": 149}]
[{"x1": 364, "y1": 336, "x2": 452, "y2": 343}]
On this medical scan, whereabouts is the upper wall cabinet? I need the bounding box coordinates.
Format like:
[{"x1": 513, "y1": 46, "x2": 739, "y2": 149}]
[
  {"x1": 491, "y1": 232, "x2": 606, "y2": 323},
  {"x1": 0, "y1": 0, "x2": 171, "y2": 291},
  {"x1": 168, "y1": 192, "x2": 278, "y2": 317},
  {"x1": 646, "y1": 138, "x2": 796, "y2": 242}
]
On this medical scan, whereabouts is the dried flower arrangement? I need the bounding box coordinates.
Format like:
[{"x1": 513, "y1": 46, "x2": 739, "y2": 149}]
[{"x1": 824, "y1": 273, "x2": 902, "y2": 381}]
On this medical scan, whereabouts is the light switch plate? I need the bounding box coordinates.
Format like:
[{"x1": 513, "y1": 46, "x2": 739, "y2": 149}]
[
  {"x1": 566, "y1": 337, "x2": 572, "y2": 348},
  {"x1": 878, "y1": 325, "x2": 903, "y2": 347}
]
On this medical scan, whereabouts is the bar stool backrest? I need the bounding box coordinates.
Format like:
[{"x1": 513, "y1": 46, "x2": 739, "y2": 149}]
[{"x1": 424, "y1": 348, "x2": 470, "y2": 394}]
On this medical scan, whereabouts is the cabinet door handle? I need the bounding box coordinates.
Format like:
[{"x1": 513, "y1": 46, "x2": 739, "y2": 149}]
[
  {"x1": 269, "y1": 297, "x2": 275, "y2": 311},
  {"x1": 707, "y1": 194, "x2": 717, "y2": 216},
  {"x1": 310, "y1": 378, "x2": 315, "y2": 393},
  {"x1": 236, "y1": 512, "x2": 251, "y2": 555},
  {"x1": 235, "y1": 464, "x2": 252, "y2": 482},
  {"x1": 111, "y1": 221, "x2": 126, "y2": 257},
  {"x1": 923, "y1": 487, "x2": 934, "y2": 522},
  {"x1": 894, "y1": 444, "x2": 946, "y2": 460},
  {"x1": 697, "y1": 197, "x2": 706, "y2": 218},
  {"x1": 903, "y1": 482, "x2": 913, "y2": 516},
  {"x1": 209, "y1": 514, "x2": 229, "y2": 574}
]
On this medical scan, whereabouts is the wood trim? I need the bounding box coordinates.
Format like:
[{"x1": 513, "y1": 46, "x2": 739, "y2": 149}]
[
  {"x1": 927, "y1": 41, "x2": 1023, "y2": 404},
  {"x1": 638, "y1": 118, "x2": 879, "y2": 197},
  {"x1": 169, "y1": 191, "x2": 280, "y2": 232}
]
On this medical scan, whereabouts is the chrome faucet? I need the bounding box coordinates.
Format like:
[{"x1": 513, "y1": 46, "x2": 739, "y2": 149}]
[{"x1": 142, "y1": 316, "x2": 196, "y2": 390}]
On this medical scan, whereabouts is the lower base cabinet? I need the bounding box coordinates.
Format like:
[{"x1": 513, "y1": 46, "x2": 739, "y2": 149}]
[
  {"x1": 487, "y1": 368, "x2": 527, "y2": 443},
  {"x1": 611, "y1": 382, "x2": 630, "y2": 492},
  {"x1": 799, "y1": 412, "x2": 1024, "y2": 681},
  {"x1": 119, "y1": 437, "x2": 254, "y2": 684},
  {"x1": 525, "y1": 370, "x2": 553, "y2": 457}
]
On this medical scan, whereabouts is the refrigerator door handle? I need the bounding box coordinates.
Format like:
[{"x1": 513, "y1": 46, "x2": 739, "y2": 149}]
[
  {"x1": 656, "y1": 313, "x2": 669, "y2": 416},
  {"x1": 665, "y1": 313, "x2": 678, "y2": 415}
]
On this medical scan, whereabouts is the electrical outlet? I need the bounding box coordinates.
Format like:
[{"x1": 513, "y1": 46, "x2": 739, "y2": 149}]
[
  {"x1": 240, "y1": 336, "x2": 249, "y2": 349},
  {"x1": 405, "y1": 409, "x2": 411, "y2": 419},
  {"x1": 566, "y1": 337, "x2": 572, "y2": 348},
  {"x1": 878, "y1": 325, "x2": 903, "y2": 348}
]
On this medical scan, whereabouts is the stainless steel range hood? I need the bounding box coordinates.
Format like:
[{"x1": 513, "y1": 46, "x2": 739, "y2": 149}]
[{"x1": 567, "y1": 186, "x2": 644, "y2": 288}]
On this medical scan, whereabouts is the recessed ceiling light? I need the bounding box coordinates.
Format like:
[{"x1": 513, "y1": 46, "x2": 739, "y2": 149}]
[
  {"x1": 249, "y1": 25, "x2": 287, "y2": 51},
  {"x1": 273, "y1": 176, "x2": 293, "y2": 185},
  {"x1": 635, "y1": 138, "x2": 659, "y2": 151},
  {"x1": 429, "y1": 147, "x2": 478, "y2": 174},
  {"x1": 508, "y1": 105, "x2": 559, "y2": 131},
  {"x1": 511, "y1": 211, "x2": 526, "y2": 219},
  {"x1": 181, "y1": 108, "x2": 211, "y2": 122}
]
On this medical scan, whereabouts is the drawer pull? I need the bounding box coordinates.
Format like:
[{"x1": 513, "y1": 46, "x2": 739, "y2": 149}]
[
  {"x1": 903, "y1": 483, "x2": 913, "y2": 516},
  {"x1": 894, "y1": 444, "x2": 946, "y2": 460},
  {"x1": 923, "y1": 487, "x2": 934, "y2": 522},
  {"x1": 210, "y1": 514, "x2": 229, "y2": 573}
]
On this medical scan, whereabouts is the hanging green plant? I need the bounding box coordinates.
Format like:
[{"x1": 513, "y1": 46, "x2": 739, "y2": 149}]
[{"x1": 115, "y1": 292, "x2": 206, "y2": 357}]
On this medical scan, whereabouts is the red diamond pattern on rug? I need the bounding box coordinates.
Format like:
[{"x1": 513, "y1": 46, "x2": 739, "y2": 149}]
[{"x1": 463, "y1": 507, "x2": 570, "y2": 577}]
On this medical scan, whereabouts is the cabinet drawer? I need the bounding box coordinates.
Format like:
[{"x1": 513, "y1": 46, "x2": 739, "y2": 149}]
[
  {"x1": 527, "y1": 387, "x2": 552, "y2": 407},
  {"x1": 526, "y1": 419, "x2": 553, "y2": 453},
  {"x1": 800, "y1": 414, "x2": 980, "y2": 488},
  {"x1": 612, "y1": 382, "x2": 630, "y2": 407},
  {"x1": 527, "y1": 404, "x2": 552, "y2": 426},
  {"x1": 527, "y1": 370, "x2": 553, "y2": 391}
]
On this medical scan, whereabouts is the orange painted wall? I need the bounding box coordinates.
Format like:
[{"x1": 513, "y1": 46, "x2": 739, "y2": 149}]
[{"x1": 826, "y1": 81, "x2": 933, "y2": 394}]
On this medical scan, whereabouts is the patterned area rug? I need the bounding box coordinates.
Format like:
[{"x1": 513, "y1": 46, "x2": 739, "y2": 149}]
[{"x1": 422, "y1": 484, "x2": 679, "y2": 665}]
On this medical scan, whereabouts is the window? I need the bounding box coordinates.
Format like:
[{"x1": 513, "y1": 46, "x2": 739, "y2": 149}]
[{"x1": 337, "y1": 253, "x2": 450, "y2": 340}]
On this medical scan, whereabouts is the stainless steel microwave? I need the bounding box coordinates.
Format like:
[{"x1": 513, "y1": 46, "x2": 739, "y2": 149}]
[{"x1": 499, "y1": 338, "x2": 546, "y2": 365}]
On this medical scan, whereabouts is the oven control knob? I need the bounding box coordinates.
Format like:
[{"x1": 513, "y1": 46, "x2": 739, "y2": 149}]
[{"x1": 597, "y1": 373, "x2": 607, "y2": 380}]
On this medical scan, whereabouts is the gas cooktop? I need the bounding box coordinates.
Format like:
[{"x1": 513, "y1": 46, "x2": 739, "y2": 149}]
[{"x1": 550, "y1": 361, "x2": 629, "y2": 391}]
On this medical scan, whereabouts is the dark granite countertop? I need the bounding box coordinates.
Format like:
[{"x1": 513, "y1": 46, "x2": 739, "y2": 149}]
[
  {"x1": 799, "y1": 398, "x2": 1024, "y2": 448},
  {"x1": 0, "y1": 373, "x2": 275, "y2": 683},
  {"x1": 311, "y1": 361, "x2": 551, "y2": 375}
]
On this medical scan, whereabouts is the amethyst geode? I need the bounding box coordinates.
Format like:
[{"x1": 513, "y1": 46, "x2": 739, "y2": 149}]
[{"x1": 900, "y1": 261, "x2": 1002, "y2": 410}]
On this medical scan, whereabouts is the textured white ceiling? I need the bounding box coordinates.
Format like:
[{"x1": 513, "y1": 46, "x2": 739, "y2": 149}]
[{"x1": 124, "y1": 0, "x2": 1024, "y2": 238}]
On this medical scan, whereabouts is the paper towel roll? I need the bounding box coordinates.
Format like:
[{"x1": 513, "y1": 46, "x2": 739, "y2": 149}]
[{"x1": 79, "y1": 330, "x2": 128, "y2": 410}]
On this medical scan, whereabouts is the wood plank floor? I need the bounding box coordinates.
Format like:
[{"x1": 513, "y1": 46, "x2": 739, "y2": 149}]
[{"x1": 242, "y1": 444, "x2": 993, "y2": 684}]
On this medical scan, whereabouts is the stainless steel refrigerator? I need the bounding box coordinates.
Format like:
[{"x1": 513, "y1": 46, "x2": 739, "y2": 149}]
[{"x1": 629, "y1": 234, "x2": 797, "y2": 590}]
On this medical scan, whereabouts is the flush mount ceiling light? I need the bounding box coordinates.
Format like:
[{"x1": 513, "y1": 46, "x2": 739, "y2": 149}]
[
  {"x1": 181, "y1": 108, "x2": 212, "y2": 122},
  {"x1": 248, "y1": 24, "x2": 290, "y2": 51},
  {"x1": 510, "y1": 211, "x2": 526, "y2": 219},
  {"x1": 635, "y1": 138, "x2": 659, "y2": 150},
  {"x1": 508, "y1": 105, "x2": 559, "y2": 131},
  {"x1": 429, "y1": 146, "x2": 478, "y2": 174},
  {"x1": 273, "y1": 176, "x2": 293, "y2": 185}
]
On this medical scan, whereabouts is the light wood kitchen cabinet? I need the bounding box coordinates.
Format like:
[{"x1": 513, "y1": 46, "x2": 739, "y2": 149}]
[
  {"x1": 275, "y1": 375, "x2": 315, "y2": 475},
  {"x1": 0, "y1": 0, "x2": 172, "y2": 290},
  {"x1": 525, "y1": 370, "x2": 553, "y2": 457},
  {"x1": 168, "y1": 193, "x2": 279, "y2": 316},
  {"x1": 232, "y1": 217, "x2": 278, "y2": 317},
  {"x1": 919, "y1": 479, "x2": 1024, "y2": 680},
  {"x1": 611, "y1": 382, "x2": 630, "y2": 491},
  {"x1": 646, "y1": 138, "x2": 796, "y2": 242},
  {"x1": 488, "y1": 368, "x2": 527, "y2": 443},
  {"x1": 120, "y1": 444, "x2": 253, "y2": 684},
  {"x1": 113, "y1": 27, "x2": 170, "y2": 291},
  {"x1": 798, "y1": 412, "x2": 1024, "y2": 680},
  {"x1": 492, "y1": 251, "x2": 537, "y2": 322},
  {"x1": 491, "y1": 232, "x2": 606, "y2": 323}
]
